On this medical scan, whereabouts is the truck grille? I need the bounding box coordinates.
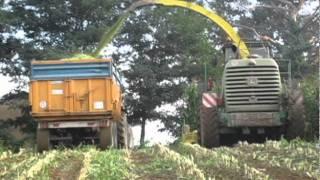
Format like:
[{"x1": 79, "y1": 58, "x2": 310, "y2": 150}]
[{"x1": 225, "y1": 65, "x2": 281, "y2": 112}]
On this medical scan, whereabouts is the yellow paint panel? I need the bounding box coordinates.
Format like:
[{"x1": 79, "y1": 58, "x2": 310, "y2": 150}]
[
  {"x1": 38, "y1": 81, "x2": 48, "y2": 113},
  {"x1": 72, "y1": 79, "x2": 89, "y2": 112},
  {"x1": 111, "y1": 80, "x2": 122, "y2": 121},
  {"x1": 50, "y1": 81, "x2": 64, "y2": 111},
  {"x1": 90, "y1": 79, "x2": 107, "y2": 111}
]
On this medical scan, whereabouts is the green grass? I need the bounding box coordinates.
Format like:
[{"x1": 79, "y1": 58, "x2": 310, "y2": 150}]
[
  {"x1": 0, "y1": 139, "x2": 318, "y2": 179},
  {"x1": 86, "y1": 149, "x2": 131, "y2": 180},
  {"x1": 234, "y1": 139, "x2": 319, "y2": 178}
]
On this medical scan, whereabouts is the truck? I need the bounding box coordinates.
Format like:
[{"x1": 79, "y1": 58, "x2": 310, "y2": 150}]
[
  {"x1": 200, "y1": 42, "x2": 305, "y2": 147},
  {"x1": 29, "y1": 58, "x2": 133, "y2": 152}
]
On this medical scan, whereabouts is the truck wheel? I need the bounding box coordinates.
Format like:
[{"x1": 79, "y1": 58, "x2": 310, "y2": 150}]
[
  {"x1": 200, "y1": 105, "x2": 220, "y2": 148},
  {"x1": 117, "y1": 116, "x2": 128, "y2": 148},
  {"x1": 99, "y1": 126, "x2": 112, "y2": 150},
  {"x1": 286, "y1": 89, "x2": 306, "y2": 139},
  {"x1": 37, "y1": 129, "x2": 49, "y2": 152}
]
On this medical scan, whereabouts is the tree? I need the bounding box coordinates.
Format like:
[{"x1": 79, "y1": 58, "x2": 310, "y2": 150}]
[
  {"x1": 181, "y1": 83, "x2": 200, "y2": 132},
  {"x1": 0, "y1": 92, "x2": 35, "y2": 151},
  {"x1": 124, "y1": 56, "x2": 184, "y2": 145},
  {"x1": 238, "y1": 0, "x2": 319, "y2": 77},
  {"x1": 0, "y1": 0, "x2": 127, "y2": 148},
  {"x1": 1, "y1": 0, "x2": 125, "y2": 80},
  {"x1": 0, "y1": 1, "x2": 24, "y2": 81},
  {"x1": 302, "y1": 75, "x2": 319, "y2": 140}
]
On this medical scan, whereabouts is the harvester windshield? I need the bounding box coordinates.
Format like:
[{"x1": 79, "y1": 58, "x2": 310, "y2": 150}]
[
  {"x1": 223, "y1": 41, "x2": 271, "y2": 62},
  {"x1": 246, "y1": 41, "x2": 271, "y2": 58}
]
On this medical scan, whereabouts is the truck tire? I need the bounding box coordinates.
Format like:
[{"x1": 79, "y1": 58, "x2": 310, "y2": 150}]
[
  {"x1": 286, "y1": 89, "x2": 306, "y2": 139},
  {"x1": 99, "y1": 126, "x2": 113, "y2": 150},
  {"x1": 117, "y1": 116, "x2": 128, "y2": 148},
  {"x1": 200, "y1": 105, "x2": 220, "y2": 148},
  {"x1": 37, "y1": 129, "x2": 49, "y2": 152}
]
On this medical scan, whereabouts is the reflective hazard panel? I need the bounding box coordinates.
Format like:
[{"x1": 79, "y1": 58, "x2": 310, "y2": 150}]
[
  {"x1": 52, "y1": 89, "x2": 64, "y2": 95},
  {"x1": 94, "y1": 101, "x2": 104, "y2": 110},
  {"x1": 202, "y1": 93, "x2": 217, "y2": 108}
]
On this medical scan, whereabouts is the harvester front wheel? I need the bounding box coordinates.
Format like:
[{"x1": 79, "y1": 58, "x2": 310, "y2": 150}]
[
  {"x1": 200, "y1": 105, "x2": 220, "y2": 148},
  {"x1": 37, "y1": 129, "x2": 49, "y2": 152}
]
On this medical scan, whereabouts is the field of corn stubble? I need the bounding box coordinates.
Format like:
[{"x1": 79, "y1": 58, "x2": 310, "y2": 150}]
[{"x1": 0, "y1": 139, "x2": 319, "y2": 180}]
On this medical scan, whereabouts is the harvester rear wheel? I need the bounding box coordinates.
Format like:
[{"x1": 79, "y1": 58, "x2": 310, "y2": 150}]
[
  {"x1": 286, "y1": 89, "x2": 306, "y2": 139},
  {"x1": 117, "y1": 116, "x2": 128, "y2": 148},
  {"x1": 37, "y1": 129, "x2": 49, "y2": 152},
  {"x1": 99, "y1": 126, "x2": 113, "y2": 150},
  {"x1": 200, "y1": 105, "x2": 220, "y2": 148}
]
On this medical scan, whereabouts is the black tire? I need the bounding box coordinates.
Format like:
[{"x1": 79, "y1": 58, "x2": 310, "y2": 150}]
[
  {"x1": 37, "y1": 129, "x2": 49, "y2": 152},
  {"x1": 99, "y1": 126, "x2": 112, "y2": 150},
  {"x1": 286, "y1": 89, "x2": 306, "y2": 139},
  {"x1": 200, "y1": 105, "x2": 220, "y2": 148},
  {"x1": 117, "y1": 116, "x2": 128, "y2": 149}
]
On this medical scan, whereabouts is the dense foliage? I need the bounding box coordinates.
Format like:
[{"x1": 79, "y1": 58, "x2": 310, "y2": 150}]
[
  {"x1": 302, "y1": 75, "x2": 319, "y2": 140},
  {"x1": 181, "y1": 83, "x2": 200, "y2": 132},
  {"x1": 116, "y1": 5, "x2": 221, "y2": 141}
]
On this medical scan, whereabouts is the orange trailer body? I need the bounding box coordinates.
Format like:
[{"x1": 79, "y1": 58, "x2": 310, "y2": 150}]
[
  {"x1": 29, "y1": 59, "x2": 127, "y2": 151},
  {"x1": 29, "y1": 59, "x2": 122, "y2": 123},
  {"x1": 29, "y1": 78, "x2": 122, "y2": 122}
]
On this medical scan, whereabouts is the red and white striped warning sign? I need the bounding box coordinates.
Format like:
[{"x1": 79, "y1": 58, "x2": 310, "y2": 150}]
[{"x1": 202, "y1": 93, "x2": 217, "y2": 108}]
